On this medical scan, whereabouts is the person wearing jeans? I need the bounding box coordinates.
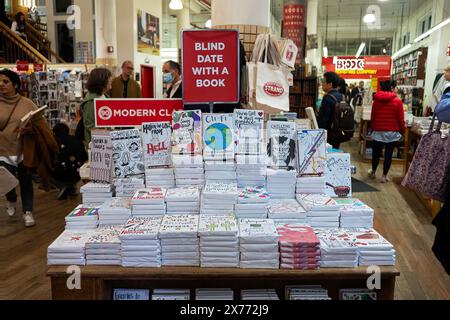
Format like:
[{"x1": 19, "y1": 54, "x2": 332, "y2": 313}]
[
  {"x1": 368, "y1": 80, "x2": 405, "y2": 183},
  {"x1": 1, "y1": 161, "x2": 33, "y2": 214},
  {"x1": 0, "y1": 69, "x2": 38, "y2": 227}
]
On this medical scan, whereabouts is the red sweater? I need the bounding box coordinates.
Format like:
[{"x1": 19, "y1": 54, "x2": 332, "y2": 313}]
[{"x1": 371, "y1": 92, "x2": 405, "y2": 134}]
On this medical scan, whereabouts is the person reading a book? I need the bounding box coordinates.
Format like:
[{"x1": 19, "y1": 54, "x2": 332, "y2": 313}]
[
  {"x1": 81, "y1": 68, "x2": 113, "y2": 149},
  {"x1": 0, "y1": 69, "x2": 37, "y2": 227}
]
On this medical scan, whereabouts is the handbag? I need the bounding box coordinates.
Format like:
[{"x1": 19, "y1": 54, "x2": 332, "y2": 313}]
[
  {"x1": 402, "y1": 115, "x2": 450, "y2": 202},
  {"x1": 253, "y1": 35, "x2": 290, "y2": 113}
]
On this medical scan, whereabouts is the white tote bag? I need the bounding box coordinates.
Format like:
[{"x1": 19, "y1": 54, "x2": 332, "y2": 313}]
[{"x1": 255, "y1": 36, "x2": 290, "y2": 113}]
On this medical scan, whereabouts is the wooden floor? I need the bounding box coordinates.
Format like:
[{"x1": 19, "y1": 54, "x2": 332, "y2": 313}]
[{"x1": 1, "y1": 141, "x2": 449, "y2": 300}]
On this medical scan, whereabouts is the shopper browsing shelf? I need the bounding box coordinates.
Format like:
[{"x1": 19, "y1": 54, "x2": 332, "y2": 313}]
[
  {"x1": 0, "y1": 69, "x2": 36, "y2": 227},
  {"x1": 81, "y1": 68, "x2": 113, "y2": 148},
  {"x1": 109, "y1": 61, "x2": 142, "y2": 99},
  {"x1": 317, "y1": 72, "x2": 343, "y2": 149},
  {"x1": 368, "y1": 80, "x2": 405, "y2": 183},
  {"x1": 163, "y1": 60, "x2": 182, "y2": 99}
]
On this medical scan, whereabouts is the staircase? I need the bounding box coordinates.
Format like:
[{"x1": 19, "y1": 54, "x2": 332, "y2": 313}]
[
  {"x1": 0, "y1": 20, "x2": 51, "y2": 64},
  {"x1": 25, "y1": 20, "x2": 66, "y2": 63}
]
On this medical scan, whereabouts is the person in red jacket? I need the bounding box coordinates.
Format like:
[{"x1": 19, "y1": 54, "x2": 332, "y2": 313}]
[{"x1": 368, "y1": 80, "x2": 405, "y2": 183}]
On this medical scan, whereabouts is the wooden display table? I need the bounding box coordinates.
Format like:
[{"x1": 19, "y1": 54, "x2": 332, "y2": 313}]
[
  {"x1": 358, "y1": 119, "x2": 410, "y2": 165},
  {"x1": 47, "y1": 266, "x2": 400, "y2": 300}
]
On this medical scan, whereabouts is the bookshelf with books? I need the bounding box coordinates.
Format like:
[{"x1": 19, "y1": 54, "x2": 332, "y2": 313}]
[
  {"x1": 289, "y1": 66, "x2": 318, "y2": 118},
  {"x1": 392, "y1": 47, "x2": 428, "y2": 100}
]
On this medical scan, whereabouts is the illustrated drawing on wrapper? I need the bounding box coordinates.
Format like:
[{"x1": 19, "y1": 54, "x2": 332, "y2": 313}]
[
  {"x1": 171, "y1": 110, "x2": 202, "y2": 155},
  {"x1": 90, "y1": 130, "x2": 113, "y2": 183},
  {"x1": 297, "y1": 129, "x2": 327, "y2": 176},
  {"x1": 110, "y1": 129, "x2": 145, "y2": 178},
  {"x1": 142, "y1": 122, "x2": 172, "y2": 167},
  {"x1": 267, "y1": 121, "x2": 296, "y2": 168},
  {"x1": 325, "y1": 153, "x2": 352, "y2": 198},
  {"x1": 203, "y1": 113, "x2": 235, "y2": 160},
  {"x1": 233, "y1": 109, "x2": 265, "y2": 155}
]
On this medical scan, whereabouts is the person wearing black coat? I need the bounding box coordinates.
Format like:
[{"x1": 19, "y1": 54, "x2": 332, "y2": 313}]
[
  {"x1": 432, "y1": 176, "x2": 450, "y2": 275},
  {"x1": 50, "y1": 123, "x2": 88, "y2": 200}
]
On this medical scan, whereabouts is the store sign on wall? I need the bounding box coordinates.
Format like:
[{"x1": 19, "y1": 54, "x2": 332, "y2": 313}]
[
  {"x1": 16, "y1": 61, "x2": 29, "y2": 72},
  {"x1": 182, "y1": 29, "x2": 240, "y2": 104},
  {"x1": 283, "y1": 4, "x2": 306, "y2": 59},
  {"x1": 94, "y1": 99, "x2": 183, "y2": 128},
  {"x1": 322, "y1": 56, "x2": 392, "y2": 79}
]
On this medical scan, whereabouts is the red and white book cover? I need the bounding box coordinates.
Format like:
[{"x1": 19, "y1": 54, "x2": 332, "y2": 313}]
[
  {"x1": 132, "y1": 188, "x2": 166, "y2": 203},
  {"x1": 277, "y1": 225, "x2": 320, "y2": 247}
]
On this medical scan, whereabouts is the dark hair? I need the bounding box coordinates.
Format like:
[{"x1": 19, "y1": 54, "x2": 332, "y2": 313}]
[
  {"x1": 15, "y1": 12, "x2": 25, "y2": 24},
  {"x1": 53, "y1": 122, "x2": 69, "y2": 137},
  {"x1": 323, "y1": 72, "x2": 340, "y2": 88},
  {"x1": 338, "y1": 77, "x2": 347, "y2": 96},
  {"x1": 0, "y1": 69, "x2": 21, "y2": 93},
  {"x1": 380, "y1": 80, "x2": 397, "y2": 92},
  {"x1": 166, "y1": 60, "x2": 181, "y2": 75},
  {"x1": 86, "y1": 68, "x2": 112, "y2": 95}
]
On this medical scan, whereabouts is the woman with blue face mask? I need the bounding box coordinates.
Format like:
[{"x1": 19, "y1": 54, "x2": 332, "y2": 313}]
[{"x1": 163, "y1": 60, "x2": 182, "y2": 99}]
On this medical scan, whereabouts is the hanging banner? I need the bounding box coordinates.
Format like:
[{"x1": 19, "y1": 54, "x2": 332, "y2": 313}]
[
  {"x1": 182, "y1": 29, "x2": 240, "y2": 104},
  {"x1": 94, "y1": 99, "x2": 183, "y2": 128},
  {"x1": 16, "y1": 61, "x2": 29, "y2": 72},
  {"x1": 283, "y1": 2, "x2": 307, "y2": 60},
  {"x1": 322, "y1": 56, "x2": 392, "y2": 79}
]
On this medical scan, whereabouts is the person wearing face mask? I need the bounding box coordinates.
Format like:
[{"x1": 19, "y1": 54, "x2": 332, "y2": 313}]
[{"x1": 163, "y1": 60, "x2": 182, "y2": 99}]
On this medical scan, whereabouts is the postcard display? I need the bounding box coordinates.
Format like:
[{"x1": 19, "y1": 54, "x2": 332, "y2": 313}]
[
  {"x1": 28, "y1": 70, "x2": 89, "y2": 128},
  {"x1": 49, "y1": 110, "x2": 397, "y2": 299}
]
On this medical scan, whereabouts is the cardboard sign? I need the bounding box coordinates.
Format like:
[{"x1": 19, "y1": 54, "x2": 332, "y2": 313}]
[
  {"x1": 182, "y1": 29, "x2": 240, "y2": 104},
  {"x1": 95, "y1": 99, "x2": 183, "y2": 128}
]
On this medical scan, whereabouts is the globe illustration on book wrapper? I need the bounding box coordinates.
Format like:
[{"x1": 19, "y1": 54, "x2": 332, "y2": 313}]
[{"x1": 204, "y1": 123, "x2": 232, "y2": 151}]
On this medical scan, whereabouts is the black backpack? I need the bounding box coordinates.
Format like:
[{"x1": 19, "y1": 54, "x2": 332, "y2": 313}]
[{"x1": 328, "y1": 94, "x2": 355, "y2": 144}]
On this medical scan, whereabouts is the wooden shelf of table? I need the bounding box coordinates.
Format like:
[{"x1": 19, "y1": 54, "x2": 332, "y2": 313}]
[
  {"x1": 403, "y1": 128, "x2": 442, "y2": 217},
  {"x1": 358, "y1": 119, "x2": 409, "y2": 165},
  {"x1": 47, "y1": 266, "x2": 400, "y2": 300}
]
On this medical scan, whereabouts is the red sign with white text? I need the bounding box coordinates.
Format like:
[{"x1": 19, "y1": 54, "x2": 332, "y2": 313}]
[
  {"x1": 182, "y1": 29, "x2": 240, "y2": 104},
  {"x1": 33, "y1": 64, "x2": 44, "y2": 72},
  {"x1": 95, "y1": 99, "x2": 183, "y2": 128},
  {"x1": 322, "y1": 56, "x2": 392, "y2": 79},
  {"x1": 16, "y1": 61, "x2": 29, "y2": 72},
  {"x1": 283, "y1": 4, "x2": 306, "y2": 60}
]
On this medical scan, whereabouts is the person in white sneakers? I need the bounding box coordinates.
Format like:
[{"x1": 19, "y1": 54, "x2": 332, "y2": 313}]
[{"x1": 0, "y1": 69, "x2": 36, "y2": 227}]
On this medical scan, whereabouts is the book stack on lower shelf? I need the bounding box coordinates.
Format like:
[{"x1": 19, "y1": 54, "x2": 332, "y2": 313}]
[
  {"x1": 151, "y1": 289, "x2": 190, "y2": 301},
  {"x1": 195, "y1": 288, "x2": 234, "y2": 301},
  {"x1": 286, "y1": 285, "x2": 331, "y2": 300},
  {"x1": 119, "y1": 217, "x2": 162, "y2": 268},
  {"x1": 198, "y1": 214, "x2": 240, "y2": 268},
  {"x1": 241, "y1": 289, "x2": 280, "y2": 300},
  {"x1": 159, "y1": 215, "x2": 200, "y2": 267},
  {"x1": 239, "y1": 219, "x2": 279, "y2": 269}
]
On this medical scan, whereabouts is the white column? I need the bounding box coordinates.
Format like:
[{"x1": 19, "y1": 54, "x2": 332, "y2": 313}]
[
  {"x1": 211, "y1": 0, "x2": 271, "y2": 27},
  {"x1": 95, "y1": 0, "x2": 118, "y2": 66},
  {"x1": 176, "y1": 4, "x2": 191, "y2": 48},
  {"x1": 305, "y1": 0, "x2": 320, "y2": 67}
]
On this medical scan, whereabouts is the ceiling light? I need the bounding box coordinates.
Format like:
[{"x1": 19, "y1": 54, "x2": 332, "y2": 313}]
[
  {"x1": 323, "y1": 47, "x2": 328, "y2": 58},
  {"x1": 392, "y1": 44, "x2": 412, "y2": 59},
  {"x1": 414, "y1": 18, "x2": 450, "y2": 43},
  {"x1": 356, "y1": 42, "x2": 366, "y2": 58},
  {"x1": 363, "y1": 13, "x2": 376, "y2": 24},
  {"x1": 169, "y1": 0, "x2": 183, "y2": 10},
  {"x1": 205, "y1": 19, "x2": 212, "y2": 29}
]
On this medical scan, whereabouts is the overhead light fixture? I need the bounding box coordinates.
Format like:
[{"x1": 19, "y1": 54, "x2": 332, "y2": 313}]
[
  {"x1": 414, "y1": 18, "x2": 450, "y2": 43},
  {"x1": 169, "y1": 0, "x2": 183, "y2": 10},
  {"x1": 356, "y1": 42, "x2": 366, "y2": 58},
  {"x1": 205, "y1": 19, "x2": 212, "y2": 28},
  {"x1": 323, "y1": 47, "x2": 328, "y2": 58},
  {"x1": 392, "y1": 44, "x2": 412, "y2": 59},
  {"x1": 363, "y1": 13, "x2": 376, "y2": 24}
]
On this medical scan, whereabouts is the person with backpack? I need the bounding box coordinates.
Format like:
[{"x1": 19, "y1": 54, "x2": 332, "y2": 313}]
[
  {"x1": 318, "y1": 72, "x2": 343, "y2": 149},
  {"x1": 318, "y1": 72, "x2": 355, "y2": 149},
  {"x1": 368, "y1": 80, "x2": 405, "y2": 183},
  {"x1": 80, "y1": 68, "x2": 113, "y2": 149}
]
